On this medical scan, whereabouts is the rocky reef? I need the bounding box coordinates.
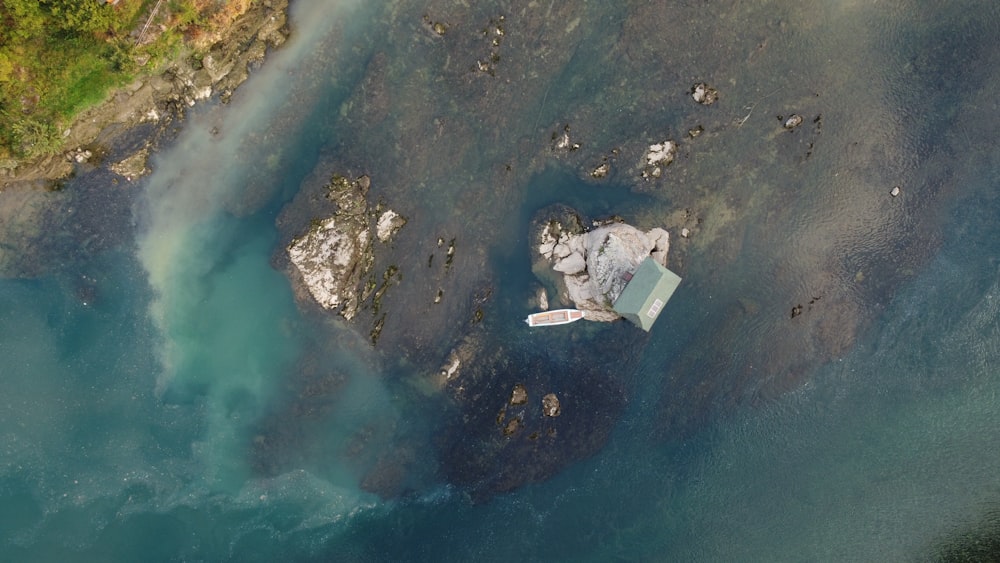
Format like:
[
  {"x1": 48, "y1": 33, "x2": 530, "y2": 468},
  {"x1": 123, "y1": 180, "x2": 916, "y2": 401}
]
[
  {"x1": 535, "y1": 210, "x2": 671, "y2": 322},
  {"x1": 432, "y1": 320, "x2": 636, "y2": 502}
]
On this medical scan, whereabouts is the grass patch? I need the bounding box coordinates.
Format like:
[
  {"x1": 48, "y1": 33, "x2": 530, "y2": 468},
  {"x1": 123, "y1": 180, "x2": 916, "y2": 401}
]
[{"x1": 39, "y1": 40, "x2": 125, "y2": 118}]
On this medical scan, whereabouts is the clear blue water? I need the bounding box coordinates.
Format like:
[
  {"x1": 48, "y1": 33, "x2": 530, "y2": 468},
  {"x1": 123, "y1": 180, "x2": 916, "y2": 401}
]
[{"x1": 2, "y1": 0, "x2": 1000, "y2": 560}]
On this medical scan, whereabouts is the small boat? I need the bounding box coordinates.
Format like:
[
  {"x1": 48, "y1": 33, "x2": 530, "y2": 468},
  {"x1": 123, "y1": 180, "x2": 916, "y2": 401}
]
[{"x1": 524, "y1": 309, "x2": 585, "y2": 327}]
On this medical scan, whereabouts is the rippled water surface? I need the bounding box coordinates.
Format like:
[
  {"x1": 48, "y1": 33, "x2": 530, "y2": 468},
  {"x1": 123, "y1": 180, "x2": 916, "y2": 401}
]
[{"x1": 2, "y1": 0, "x2": 1000, "y2": 560}]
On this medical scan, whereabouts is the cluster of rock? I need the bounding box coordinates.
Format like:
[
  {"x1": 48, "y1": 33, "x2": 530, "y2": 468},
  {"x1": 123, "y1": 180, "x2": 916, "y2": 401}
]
[
  {"x1": 473, "y1": 15, "x2": 507, "y2": 76},
  {"x1": 642, "y1": 140, "x2": 677, "y2": 179},
  {"x1": 691, "y1": 82, "x2": 719, "y2": 105},
  {"x1": 287, "y1": 174, "x2": 405, "y2": 320},
  {"x1": 499, "y1": 384, "x2": 561, "y2": 436},
  {"x1": 537, "y1": 217, "x2": 670, "y2": 321},
  {"x1": 134, "y1": 0, "x2": 289, "y2": 113}
]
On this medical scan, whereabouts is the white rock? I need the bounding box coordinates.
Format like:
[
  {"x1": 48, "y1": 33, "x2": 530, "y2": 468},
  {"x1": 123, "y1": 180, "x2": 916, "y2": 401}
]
[
  {"x1": 443, "y1": 357, "x2": 461, "y2": 380},
  {"x1": 692, "y1": 83, "x2": 707, "y2": 103},
  {"x1": 554, "y1": 132, "x2": 571, "y2": 150},
  {"x1": 648, "y1": 227, "x2": 670, "y2": 250},
  {"x1": 538, "y1": 241, "x2": 556, "y2": 259},
  {"x1": 553, "y1": 242, "x2": 572, "y2": 259},
  {"x1": 536, "y1": 287, "x2": 549, "y2": 310},
  {"x1": 783, "y1": 114, "x2": 804, "y2": 129},
  {"x1": 646, "y1": 141, "x2": 677, "y2": 167},
  {"x1": 583, "y1": 226, "x2": 652, "y2": 303},
  {"x1": 376, "y1": 209, "x2": 406, "y2": 242},
  {"x1": 553, "y1": 251, "x2": 586, "y2": 274},
  {"x1": 193, "y1": 86, "x2": 213, "y2": 100},
  {"x1": 564, "y1": 273, "x2": 599, "y2": 303},
  {"x1": 691, "y1": 83, "x2": 718, "y2": 105},
  {"x1": 288, "y1": 217, "x2": 363, "y2": 311},
  {"x1": 648, "y1": 227, "x2": 670, "y2": 263}
]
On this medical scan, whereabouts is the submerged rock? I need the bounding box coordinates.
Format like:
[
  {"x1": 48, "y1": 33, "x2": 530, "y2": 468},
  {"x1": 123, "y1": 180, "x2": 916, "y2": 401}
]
[
  {"x1": 783, "y1": 114, "x2": 804, "y2": 130},
  {"x1": 691, "y1": 82, "x2": 719, "y2": 105},
  {"x1": 542, "y1": 393, "x2": 561, "y2": 417},
  {"x1": 510, "y1": 384, "x2": 528, "y2": 405},
  {"x1": 0, "y1": 188, "x2": 71, "y2": 278},
  {"x1": 535, "y1": 286, "x2": 549, "y2": 310},
  {"x1": 503, "y1": 417, "x2": 522, "y2": 436},
  {"x1": 437, "y1": 330, "x2": 632, "y2": 502},
  {"x1": 110, "y1": 147, "x2": 151, "y2": 180}
]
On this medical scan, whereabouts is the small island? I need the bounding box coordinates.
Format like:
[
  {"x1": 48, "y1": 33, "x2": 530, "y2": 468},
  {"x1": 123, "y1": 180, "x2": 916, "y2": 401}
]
[{"x1": 534, "y1": 213, "x2": 682, "y2": 331}]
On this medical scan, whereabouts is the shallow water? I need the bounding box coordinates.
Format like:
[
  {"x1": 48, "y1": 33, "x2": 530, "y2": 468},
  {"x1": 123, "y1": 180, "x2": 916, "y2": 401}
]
[{"x1": 2, "y1": 0, "x2": 1000, "y2": 560}]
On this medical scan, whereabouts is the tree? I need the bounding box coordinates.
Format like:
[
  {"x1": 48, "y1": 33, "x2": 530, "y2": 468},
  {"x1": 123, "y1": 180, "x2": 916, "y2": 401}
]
[
  {"x1": 40, "y1": 0, "x2": 125, "y2": 35},
  {"x1": 10, "y1": 116, "x2": 62, "y2": 158},
  {"x1": 2, "y1": 0, "x2": 48, "y2": 41}
]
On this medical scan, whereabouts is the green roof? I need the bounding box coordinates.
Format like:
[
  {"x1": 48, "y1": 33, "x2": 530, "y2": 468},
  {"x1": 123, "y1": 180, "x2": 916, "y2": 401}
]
[{"x1": 612, "y1": 257, "x2": 681, "y2": 331}]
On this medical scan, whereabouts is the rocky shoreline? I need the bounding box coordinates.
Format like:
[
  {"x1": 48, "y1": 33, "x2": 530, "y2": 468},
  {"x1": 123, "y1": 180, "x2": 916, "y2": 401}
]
[
  {"x1": 0, "y1": 0, "x2": 291, "y2": 192},
  {"x1": 0, "y1": 0, "x2": 292, "y2": 279}
]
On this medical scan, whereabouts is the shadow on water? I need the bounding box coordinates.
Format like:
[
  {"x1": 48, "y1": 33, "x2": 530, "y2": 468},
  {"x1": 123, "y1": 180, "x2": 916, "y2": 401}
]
[
  {"x1": 417, "y1": 166, "x2": 666, "y2": 501},
  {"x1": 926, "y1": 507, "x2": 1000, "y2": 562},
  {"x1": 519, "y1": 164, "x2": 654, "y2": 222}
]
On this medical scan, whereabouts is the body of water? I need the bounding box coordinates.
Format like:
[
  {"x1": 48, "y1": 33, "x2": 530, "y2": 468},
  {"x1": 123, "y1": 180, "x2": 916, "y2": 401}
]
[{"x1": 1, "y1": 0, "x2": 999, "y2": 560}]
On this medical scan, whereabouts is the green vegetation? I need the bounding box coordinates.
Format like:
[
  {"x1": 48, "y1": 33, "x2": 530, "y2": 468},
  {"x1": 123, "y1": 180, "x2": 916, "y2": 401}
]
[
  {"x1": 0, "y1": 0, "x2": 248, "y2": 160},
  {"x1": 1, "y1": 0, "x2": 143, "y2": 158}
]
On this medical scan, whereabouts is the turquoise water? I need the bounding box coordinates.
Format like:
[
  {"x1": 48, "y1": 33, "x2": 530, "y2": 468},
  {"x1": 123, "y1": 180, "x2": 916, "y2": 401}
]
[{"x1": 2, "y1": 0, "x2": 1000, "y2": 560}]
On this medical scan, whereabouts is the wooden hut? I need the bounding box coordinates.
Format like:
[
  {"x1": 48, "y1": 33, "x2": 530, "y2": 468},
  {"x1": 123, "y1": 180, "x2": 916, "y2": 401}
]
[{"x1": 612, "y1": 257, "x2": 681, "y2": 331}]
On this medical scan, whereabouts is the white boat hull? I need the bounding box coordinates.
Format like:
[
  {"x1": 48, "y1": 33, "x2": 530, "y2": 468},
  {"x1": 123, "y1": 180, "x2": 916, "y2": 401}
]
[{"x1": 525, "y1": 309, "x2": 585, "y2": 327}]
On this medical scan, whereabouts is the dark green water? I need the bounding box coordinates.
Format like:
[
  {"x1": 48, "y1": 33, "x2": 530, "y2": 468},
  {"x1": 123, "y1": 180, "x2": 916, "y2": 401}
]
[{"x1": 2, "y1": 0, "x2": 1000, "y2": 560}]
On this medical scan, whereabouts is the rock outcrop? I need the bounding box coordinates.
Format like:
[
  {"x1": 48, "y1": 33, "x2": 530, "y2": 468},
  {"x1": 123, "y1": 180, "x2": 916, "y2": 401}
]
[
  {"x1": 286, "y1": 174, "x2": 405, "y2": 320},
  {"x1": 542, "y1": 393, "x2": 561, "y2": 417},
  {"x1": 537, "y1": 218, "x2": 670, "y2": 322},
  {"x1": 288, "y1": 215, "x2": 370, "y2": 316},
  {"x1": 642, "y1": 140, "x2": 677, "y2": 179}
]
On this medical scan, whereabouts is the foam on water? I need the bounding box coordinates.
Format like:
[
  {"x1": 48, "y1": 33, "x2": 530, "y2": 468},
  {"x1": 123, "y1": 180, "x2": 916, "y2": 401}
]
[{"x1": 133, "y1": 0, "x2": 378, "y2": 493}]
